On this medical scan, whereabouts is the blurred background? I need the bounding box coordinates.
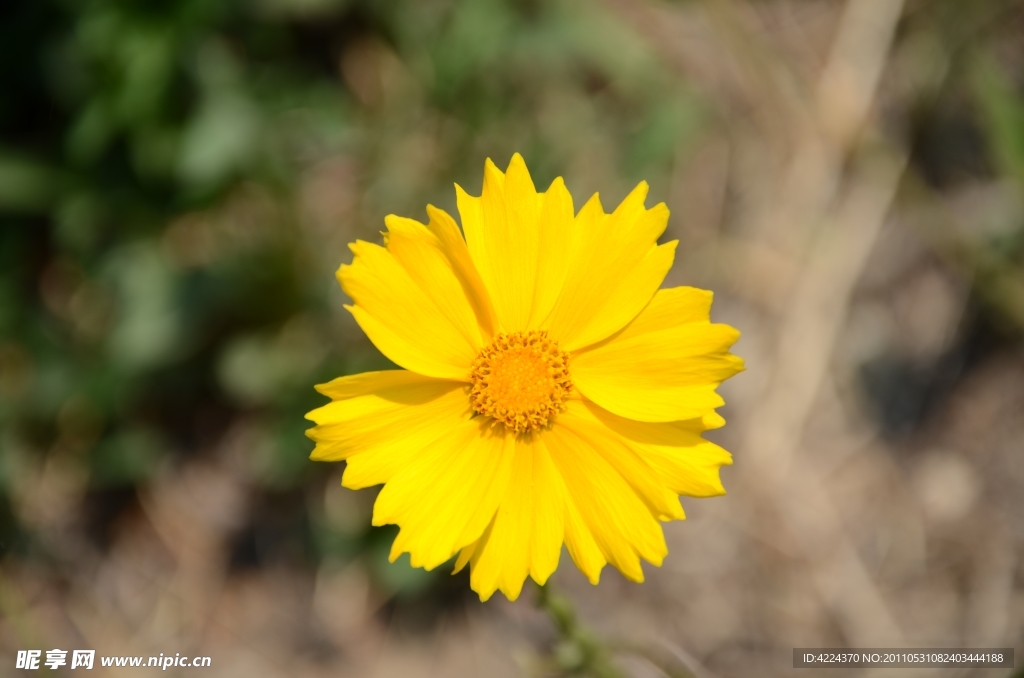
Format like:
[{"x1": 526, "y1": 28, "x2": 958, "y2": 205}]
[{"x1": 2, "y1": 0, "x2": 1024, "y2": 676}]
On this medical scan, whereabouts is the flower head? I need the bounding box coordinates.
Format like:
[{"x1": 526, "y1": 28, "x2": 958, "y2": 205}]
[{"x1": 306, "y1": 155, "x2": 743, "y2": 601}]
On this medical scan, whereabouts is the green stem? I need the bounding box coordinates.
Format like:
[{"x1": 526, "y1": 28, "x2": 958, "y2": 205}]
[{"x1": 534, "y1": 582, "x2": 625, "y2": 678}]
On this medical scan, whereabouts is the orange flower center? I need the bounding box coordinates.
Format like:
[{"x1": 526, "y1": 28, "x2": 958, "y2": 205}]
[{"x1": 469, "y1": 331, "x2": 572, "y2": 433}]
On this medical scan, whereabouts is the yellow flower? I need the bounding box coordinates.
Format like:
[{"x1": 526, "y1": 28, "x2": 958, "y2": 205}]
[{"x1": 306, "y1": 154, "x2": 743, "y2": 601}]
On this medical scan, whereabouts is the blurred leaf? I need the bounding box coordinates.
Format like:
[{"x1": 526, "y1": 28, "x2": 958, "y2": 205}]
[
  {"x1": 178, "y1": 41, "x2": 261, "y2": 192},
  {"x1": 90, "y1": 426, "x2": 164, "y2": 487},
  {"x1": 0, "y1": 152, "x2": 59, "y2": 212},
  {"x1": 178, "y1": 93, "x2": 261, "y2": 191},
  {"x1": 626, "y1": 95, "x2": 703, "y2": 178},
  {"x1": 256, "y1": 0, "x2": 352, "y2": 19},
  {"x1": 54, "y1": 192, "x2": 105, "y2": 253},
  {"x1": 67, "y1": 97, "x2": 114, "y2": 165},
  {"x1": 217, "y1": 318, "x2": 327, "y2": 406},
  {"x1": 973, "y1": 52, "x2": 1024, "y2": 188},
  {"x1": 104, "y1": 241, "x2": 183, "y2": 370}
]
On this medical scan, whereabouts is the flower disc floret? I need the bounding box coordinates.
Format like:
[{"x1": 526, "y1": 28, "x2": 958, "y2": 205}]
[{"x1": 469, "y1": 331, "x2": 572, "y2": 433}]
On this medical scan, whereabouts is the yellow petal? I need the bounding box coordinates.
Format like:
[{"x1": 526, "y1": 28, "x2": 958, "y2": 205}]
[
  {"x1": 577, "y1": 399, "x2": 733, "y2": 498},
  {"x1": 373, "y1": 420, "x2": 515, "y2": 570},
  {"x1": 313, "y1": 369, "x2": 442, "y2": 400},
  {"x1": 542, "y1": 183, "x2": 672, "y2": 350},
  {"x1": 305, "y1": 370, "x2": 470, "y2": 489},
  {"x1": 425, "y1": 205, "x2": 498, "y2": 339},
  {"x1": 565, "y1": 240, "x2": 678, "y2": 351},
  {"x1": 611, "y1": 285, "x2": 715, "y2": 336},
  {"x1": 558, "y1": 400, "x2": 684, "y2": 521},
  {"x1": 703, "y1": 411, "x2": 726, "y2": 430},
  {"x1": 462, "y1": 434, "x2": 566, "y2": 601},
  {"x1": 571, "y1": 287, "x2": 744, "y2": 422},
  {"x1": 457, "y1": 155, "x2": 576, "y2": 332},
  {"x1": 452, "y1": 537, "x2": 477, "y2": 575},
  {"x1": 528, "y1": 177, "x2": 576, "y2": 328},
  {"x1": 338, "y1": 240, "x2": 478, "y2": 380},
  {"x1": 562, "y1": 486, "x2": 606, "y2": 584},
  {"x1": 383, "y1": 214, "x2": 486, "y2": 350},
  {"x1": 544, "y1": 421, "x2": 668, "y2": 582}
]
